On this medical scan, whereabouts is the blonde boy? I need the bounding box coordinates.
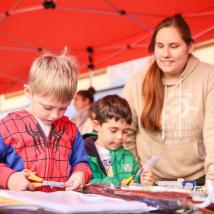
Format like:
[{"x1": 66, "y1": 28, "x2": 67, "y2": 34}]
[{"x1": 0, "y1": 52, "x2": 92, "y2": 192}]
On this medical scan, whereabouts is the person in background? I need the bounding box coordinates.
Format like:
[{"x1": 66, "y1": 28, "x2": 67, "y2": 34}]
[
  {"x1": 84, "y1": 95, "x2": 155, "y2": 187},
  {"x1": 122, "y1": 14, "x2": 214, "y2": 186},
  {"x1": 0, "y1": 51, "x2": 92, "y2": 192},
  {"x1": 72, "y1": 87, "x2": 96, "y2": 135}
]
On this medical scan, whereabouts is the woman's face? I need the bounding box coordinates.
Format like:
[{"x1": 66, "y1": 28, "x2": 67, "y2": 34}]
[
  {"x1": 154, "y1": 26, "x2": 192, "y2": 79},
  {"x1": 73, "y1": 94, "x2": 89, "y2": 112}
]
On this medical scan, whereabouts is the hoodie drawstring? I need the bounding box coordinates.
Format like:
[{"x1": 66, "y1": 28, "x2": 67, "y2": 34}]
[
  {"x1": 162, "y1": 85, "x2": 167, "y2": 140},
  {"x1": 179, "y1": 76, "x2": 182, "y2": 138}
]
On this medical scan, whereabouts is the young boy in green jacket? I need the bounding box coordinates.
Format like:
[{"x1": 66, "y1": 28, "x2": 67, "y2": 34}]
[{"x1": 84, "y1": 95, "x2": 154, "y2": 187}]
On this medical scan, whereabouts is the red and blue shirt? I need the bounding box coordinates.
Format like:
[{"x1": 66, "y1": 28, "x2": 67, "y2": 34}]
[{"x1": 0, "y1": 110, "x2": 92, "y2": 192}]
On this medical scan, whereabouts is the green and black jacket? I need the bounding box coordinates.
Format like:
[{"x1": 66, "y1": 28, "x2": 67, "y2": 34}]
[{"x1": 84, "y1": 134, "x2": 140, "y2": 187}]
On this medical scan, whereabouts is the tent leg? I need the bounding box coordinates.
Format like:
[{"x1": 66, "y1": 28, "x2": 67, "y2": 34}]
[{"x1": 88, "y1": 70, "x2": 93, "y2": 87}]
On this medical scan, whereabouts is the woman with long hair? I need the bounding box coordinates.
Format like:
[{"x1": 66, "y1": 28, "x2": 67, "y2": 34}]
[{"x1": 122, "y1": 14, "x2": 214, "y2": 185}]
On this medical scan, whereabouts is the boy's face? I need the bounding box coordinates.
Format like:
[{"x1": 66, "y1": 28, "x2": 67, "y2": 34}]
[
  {"x1": 25, "y1": 85, "x2": 71, "y2": 125},
  {"x1": 95, "y1": 118, "x2": 130, "y2": 150}
]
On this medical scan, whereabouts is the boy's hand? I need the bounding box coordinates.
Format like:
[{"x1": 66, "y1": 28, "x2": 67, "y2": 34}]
[
  {"x1": 65, "y1": 171, "x2": 86, "y2": 191},
  {"x1": 7, "y1": 171, "x2": 35, "y2": 191},
  {"x1": 140, "y1": 169, "x2": 155, "y2": 185}
]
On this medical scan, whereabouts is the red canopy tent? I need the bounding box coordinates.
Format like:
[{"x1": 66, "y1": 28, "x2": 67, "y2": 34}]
[{"x1": 0, "y1": 0, "x2": 213, "y2": 94}]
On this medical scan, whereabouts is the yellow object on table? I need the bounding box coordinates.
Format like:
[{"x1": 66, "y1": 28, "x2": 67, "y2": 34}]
[
  {"x1": 24, "y1": 169, "x2": 65, "y2": 188},
  {"x1": 121, "y1": 176, "x2": 134, "y2": 186}
]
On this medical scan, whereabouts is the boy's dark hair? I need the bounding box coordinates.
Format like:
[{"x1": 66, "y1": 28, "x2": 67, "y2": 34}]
[{"x1": 91, "y1": 94, "x2": 132, "y2": 125}]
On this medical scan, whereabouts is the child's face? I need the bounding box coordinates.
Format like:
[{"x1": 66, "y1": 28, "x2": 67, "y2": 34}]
[
  {"x1": 95, "y1": 119, "x2": 130, "y2": 150},
  {"x1": 29, "y1": 93, "x2": 71, "y2": 125}
]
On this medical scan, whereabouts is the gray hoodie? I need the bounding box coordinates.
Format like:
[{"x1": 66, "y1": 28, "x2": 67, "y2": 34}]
[{"x1": 122, "y1": 55, "x2": 214, "y2": 182}]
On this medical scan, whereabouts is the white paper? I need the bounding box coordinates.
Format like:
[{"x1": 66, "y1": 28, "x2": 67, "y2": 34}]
[{"x1": 0, "y1": 190, "x2": 156, "y2": 213}]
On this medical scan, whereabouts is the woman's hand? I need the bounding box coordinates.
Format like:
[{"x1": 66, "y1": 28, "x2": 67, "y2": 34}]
[{"x1": 140, "y1": 169, "x2": 155, "y2": 185}]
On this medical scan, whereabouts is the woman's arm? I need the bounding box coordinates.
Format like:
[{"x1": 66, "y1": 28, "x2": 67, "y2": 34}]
[{"x1": 203, "y1": 69, "x2": 214, "y2": 183}]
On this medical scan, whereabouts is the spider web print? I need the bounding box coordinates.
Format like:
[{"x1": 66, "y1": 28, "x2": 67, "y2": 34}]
[{"x1": 25, "y1": 123, "x2": 65, "y2": 153}]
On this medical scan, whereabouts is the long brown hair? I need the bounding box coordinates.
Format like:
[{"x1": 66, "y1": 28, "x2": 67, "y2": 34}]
[{"x1": 141, "y1": 14, "x2": 193, "y2": 132}]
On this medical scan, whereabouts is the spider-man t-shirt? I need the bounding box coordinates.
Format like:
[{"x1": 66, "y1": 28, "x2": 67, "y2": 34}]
[{"x1": 0, "y1": 110, "x2": 91, "y2": 192}]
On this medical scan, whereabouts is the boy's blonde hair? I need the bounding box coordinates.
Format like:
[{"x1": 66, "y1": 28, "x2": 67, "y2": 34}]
[{"x1": 28, "y1": 51, "x2": 78, "y2": 102}]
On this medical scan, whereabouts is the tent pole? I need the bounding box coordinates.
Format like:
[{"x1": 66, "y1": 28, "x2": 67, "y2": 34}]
[
  {"x1": 88, "y1": 70, "x2": 93, "y2": 87},
  {"x1": 86, "y1": 46, "x2": 94, "y2": 87}
]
